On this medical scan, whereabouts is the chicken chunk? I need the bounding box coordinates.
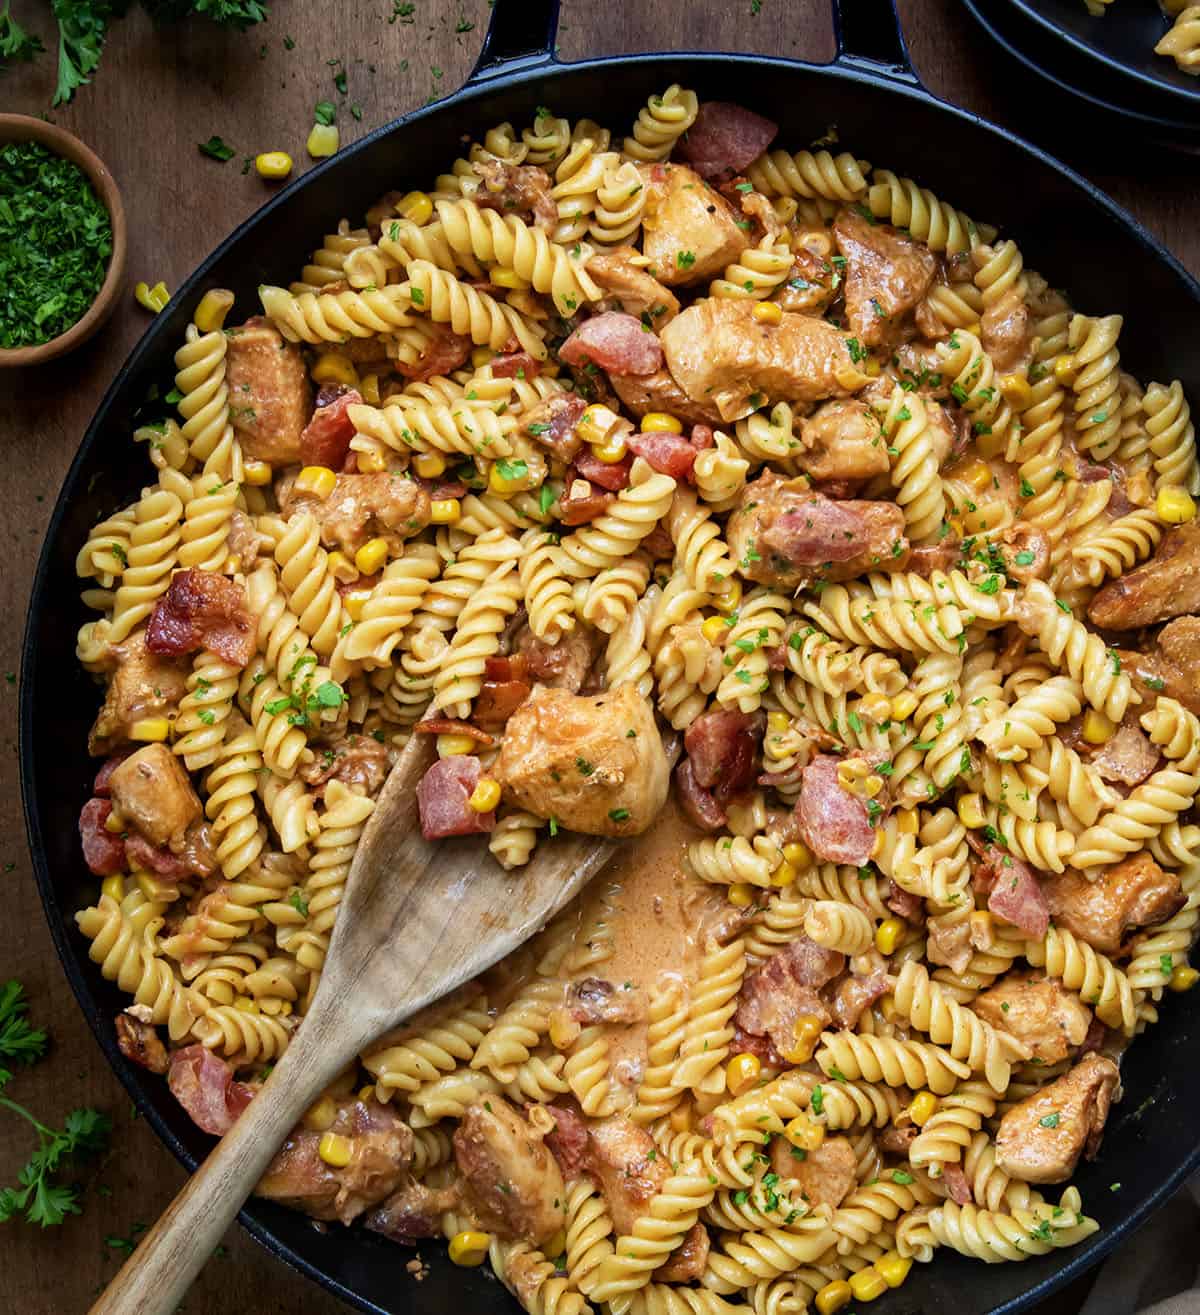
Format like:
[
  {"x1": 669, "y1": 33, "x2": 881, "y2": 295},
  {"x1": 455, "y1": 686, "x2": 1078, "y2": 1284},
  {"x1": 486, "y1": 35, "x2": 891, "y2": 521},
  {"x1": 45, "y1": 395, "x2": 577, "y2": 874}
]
[
  {"x1": 660, "y1": 298, "x2": 868, "y2": 423},
  {"x1": 587, "y1": 1115, "x2": 669, "y2": 1234},
  {"x1": 115, "y1": 1012, "x2": 169, "y2": 1074},
  {"x1": 453, "y1": 1098, "x2": 565, "y2": 1245},
  {"x1": 256, "y1": 1097, "x2": 413, "y2": 1224},
  {"x1": 833, "y1": 208, "x2": 936, "y2": 350},
  {"x1": 365, "y1": 1178, "x2": 464, "y2": 1243},
  {"x1": 994, "y1": 1054, "x2": 1120, "y2": 1184},
  {"x1": 1089, "y1": 522, "x2": 1200, "y2": 630},
  {"x1": 88, "y1": 632, "x2": 188, "y2": 756},
  {"x1": 980, "y1": 283, "x2": 1032, "y2": 375},
  {"x1": 798, "y1": 399, "x2": 889, "y2": 483},
  {"x1": 108, "y1": 744, "x2": 202, "y2": 849},
  {"x1": 1041, "y1": 855, "x2": 1184, "y2": 957},
  {"x1": 281, "y1": 471, "x2": 431, "y2": 555},
  {"x1": 225, "y1": 317, "x2": 311, "y2": 465},
  {"x1": 300, "y1": 733, "x2": 390, "y2": 796},
  {"x1": 1119, "y1": 617, "x2": 1200, "y2": 717},
  {"x1": 726, "y1": 471, "x2": 908, "y2": 588},
  {"x1": 610, "y1": 367, "x2": 723, "y2": 427},
  {"x1": 640, "y1": 163, "x2": 746, "y2": 288},
  {"x1": 654, "y1": 1223, "x2": 710, "y2": 1283},
  {"x1": 770, "y1": 1134, "x2": 857, "y2": 1209},
  {"x1": 516, "y1": 626, "x2": 604, "y2": 694},
  {"x1": 775, "y1": 231, "x2": 838, "y2": 317},
  {"x1": 496, "y1": 683, "x2": 669, "y2": 836},
  {"x1": 972, "y1": 973, "x2": 1092, "y2": 1066},
  {"x1": 587, "y1": 249, "x2": 680, "y2": 327}
]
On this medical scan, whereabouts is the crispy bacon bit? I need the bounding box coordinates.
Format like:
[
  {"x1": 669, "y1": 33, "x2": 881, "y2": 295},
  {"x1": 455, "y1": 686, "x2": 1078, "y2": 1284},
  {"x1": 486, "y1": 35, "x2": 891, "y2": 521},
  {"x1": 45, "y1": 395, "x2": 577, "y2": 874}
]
[
  {"x1": 413, "y1": 719, "x2": 495, "y2": 746},
  {"x1": 734, "y1": 935, "x2": 844, "y2": 1057},
  {"x1": 684, "y1": 709, "x2": 763, "y2": 802},
  {"x1": 690, "y1": 423, "x2": 715, "y2": 450},
  {"x1": 677, "y1": 101, "x2": 778, "y2": 181},
  {"x1": 145, "y1": 569, "x2": 256, "y2": 668},
  {"x1": 559, "y1": 313, "x2": 663, "y2": 377},
  {"x1": 394, "y1": 325, "x2": 472, "y2": 382},
  {"x1": 942, "y1": 1162, "x2": 973, "y2": 1205},
  {"x1": 300, "y1": 386, "x2": 362, "y2": 470},
  {"x1": 491, "y1": 351, "x2": 541, "y2": 379},
  {"x1": 425, "y1": 478, "x2": 469, "y2": 501},
  {"x1": 561, "y1": 487, "x2": 614, "y2": 525},
  {"x1": 417, "y1": 756, "x2": 495, "y2": 839},
  {"x1": 567, "y1": 978, "x2": 645, "y2": 1026},
  {"x1": 887, "y1": 881, "x2": 925, "y2": 924},
  {"x1": 830, "y1": 970, "x2": 891, "y2": 1031},
  {"x1": 796, "y1": 755, "x2": 874, "y2": 866},
  {"x1": 675, "y1": 759, "x2": 726, "y2": 832},
  {"x1": 524, "y1": 394, "x2": 588, "y2": 462},
  {"x1": 543, "y1": 1103, "x2": 590, "y2": 1179},
  {"x1": 475, "y1": 679, "x2": 533, "y2": 729},
  {"x1": 79, "y1": 798, "x2": 126, "y2": 876},
  {"x1": 1090, "y1": 720, "x2": 1159, "y2": 787},
  {"x1": 115, "y1": 1013, "x2": 169, "y2": 1074},
  {"x1": 627, "y1": 430, "x2": 697, "y2": 481},
  {"x1": 168, "y1": 1045, "x2": 254, "y2": 1135},
  {"x1": 574, "y1": 447, "x2": 633, "y2": 492},
  {"x1": 125, "y1": 830, "x2": 213, "y2": 881},
  {"x1": 974, "y1": 844, "x2": 1049, "y2": 939}
]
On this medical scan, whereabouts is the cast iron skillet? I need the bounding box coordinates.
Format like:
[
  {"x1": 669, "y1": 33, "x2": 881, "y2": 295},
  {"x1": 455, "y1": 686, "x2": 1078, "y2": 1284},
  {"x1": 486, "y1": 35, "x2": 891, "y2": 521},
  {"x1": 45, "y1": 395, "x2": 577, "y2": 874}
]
[{"x1": 20, "y1": 0, "x2": 1200, "y2": 1310}]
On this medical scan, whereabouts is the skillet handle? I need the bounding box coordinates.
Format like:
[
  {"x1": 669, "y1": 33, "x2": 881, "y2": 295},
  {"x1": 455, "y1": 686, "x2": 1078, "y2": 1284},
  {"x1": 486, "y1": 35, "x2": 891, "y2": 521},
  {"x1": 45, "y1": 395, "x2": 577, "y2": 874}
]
[
  {"x1": 469, "y1": 0, "x2": 560, "y2": 84},
  {"x1": 831, "y1": 0, "x2": 921, "y2": 86}
]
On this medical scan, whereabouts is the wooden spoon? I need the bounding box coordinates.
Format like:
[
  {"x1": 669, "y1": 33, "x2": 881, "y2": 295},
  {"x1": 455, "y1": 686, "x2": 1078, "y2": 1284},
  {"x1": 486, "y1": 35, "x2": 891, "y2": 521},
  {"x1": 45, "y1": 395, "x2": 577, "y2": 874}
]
[{"x1": 90, "y1": 733, "x2": 616, "y2": 1315}]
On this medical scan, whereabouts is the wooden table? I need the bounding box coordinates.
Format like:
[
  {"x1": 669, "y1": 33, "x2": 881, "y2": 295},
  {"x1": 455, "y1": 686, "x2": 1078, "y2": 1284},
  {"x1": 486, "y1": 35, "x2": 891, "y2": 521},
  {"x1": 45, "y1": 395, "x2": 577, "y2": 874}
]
[{"x1": 0, "y1": 0, "x2": 1195, "y2": 1310}]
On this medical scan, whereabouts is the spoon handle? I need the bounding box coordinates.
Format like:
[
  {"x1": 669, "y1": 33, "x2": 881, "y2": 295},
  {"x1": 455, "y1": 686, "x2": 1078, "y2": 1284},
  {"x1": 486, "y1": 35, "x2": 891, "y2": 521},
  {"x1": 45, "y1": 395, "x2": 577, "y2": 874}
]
[{"x1": 88, "y1": 1005, "x2": 356, "y2": 1315}]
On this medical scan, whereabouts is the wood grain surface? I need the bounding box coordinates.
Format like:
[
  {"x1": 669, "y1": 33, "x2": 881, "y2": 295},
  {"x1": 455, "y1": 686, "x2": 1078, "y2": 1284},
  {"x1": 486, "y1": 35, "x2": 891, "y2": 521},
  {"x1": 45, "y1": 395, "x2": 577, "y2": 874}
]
[{"x1": 0, "y1": 1, "x2": 1195, "y2": 1311}]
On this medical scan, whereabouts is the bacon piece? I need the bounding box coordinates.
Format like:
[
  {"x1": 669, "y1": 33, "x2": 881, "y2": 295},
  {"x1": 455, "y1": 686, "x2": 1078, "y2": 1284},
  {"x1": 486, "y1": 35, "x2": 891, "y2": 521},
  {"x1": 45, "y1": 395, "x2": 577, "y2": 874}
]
[
  {"x1": 734, "y1": 935, "x2": 843, "y2": 1057},
  {"x1": 300, "y1": 386, "x2": 363, "y2": 469},
  {"x1": 491, "y1": 351, "x2": 541, "y2": 379},
  {"x1": 574, "y1": 448, "x2": 633, "y2": 492},
  {"x1": 124, "y1": 834, "x2": 191, "y2": 880},
  {"x1": 413, "y1": 719, "x2": 495, "y2": 746},
  {"x1": 690, "y1": 423, "x2": 715, "y2": 450},
  {"x1": 627, "y1": 430, "x2": 697, "y2": 481},
  {"x1": 830, "y1": 970, "x2": 891, "y2": 1031},
  {"x1": 568, "y1": 978, "x2": 645, "y2": 1026},
  {"x1": 485, "y1": 655, "x2": 530, "y2": 682},
  {"x1": 93, "y1": 753, "x2": 130, "y2": 798},
  {"x1": 426, "y1": 478, "x2": 468, "y2": 501},
  {"x1": 394, "y1": 326, "x2": 472, "y2": 381},
  {"x1": 115, "y1": 1013, "x2": 169, "y2": 1074},
  {"x1": 473, "y1": 159, "x2": 556, "y2": 230},
  {"x1": 685, "y1": 708, "x2": 762, "y2": 802},
  {"x1": 516, "y1": 627, "x2": 603, "y2": 694},
  {"x1": 543, "y1": 1103, "x2": 590, "y2": 1179},
  {"x1": 877, "y1": 1125, "x2": 918, "y2": 1155},
  {"x1": 974, "y1": 845, "x2": 1049, "y2": 939},
  {"x1": 796, "y1": 755, "x2": 874, "y2": 866},
  {"x1": 79, "y1": 798, "x2": 126, "y2": 876},
  {"x1": 942, "y1": 1162, "x2": 973, "y2": 1205},
  {"x1": 1090, "y1": 720, "x2": 1159, "y2": 787},
  {"x1": 677, "y1": 101, "x2": 778, "y2": 181},
  {"x1": 560, "y1": 489, "x2": 614, "y2": 526},
  {"x1": 675, "y1": 759, "x2": 726, "y2": 832},
  {"x1": 168, "y1": 1045, "x2": 254, "y2": 1136},
  {"x1": 416, "y1": 755, "x2": 495, "y2": 839},
  {"x1": 559, "y1": 312, "x2": 663, "y2": 377},
  {"x1": 887, "y1": 881, "x2": 924, "y2": 924},
  {"x1": 145, "y1": 569, "x2": 256, "y2": 668},
  {"x1": 524, "y1": 394, "x2": 588, "y2": 461},
  {"x1": 475, "y1": 679, "x2": 532, "y2": 729}
]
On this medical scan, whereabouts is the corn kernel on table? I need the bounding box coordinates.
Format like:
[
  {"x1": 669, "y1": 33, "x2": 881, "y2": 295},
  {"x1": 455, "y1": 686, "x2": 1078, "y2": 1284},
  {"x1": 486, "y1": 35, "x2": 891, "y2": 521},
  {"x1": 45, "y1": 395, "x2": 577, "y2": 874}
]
[{"x1": 0, "y1": 0, "x2": 1196, "y2": 1311}]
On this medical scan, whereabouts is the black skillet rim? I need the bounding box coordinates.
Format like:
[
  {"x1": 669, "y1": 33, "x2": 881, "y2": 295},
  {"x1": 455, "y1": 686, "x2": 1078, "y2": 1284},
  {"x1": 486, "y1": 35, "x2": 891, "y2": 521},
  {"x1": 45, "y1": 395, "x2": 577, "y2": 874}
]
[{"x1": 19, "y1": 5, "x2": 1200, "y2": 1312}]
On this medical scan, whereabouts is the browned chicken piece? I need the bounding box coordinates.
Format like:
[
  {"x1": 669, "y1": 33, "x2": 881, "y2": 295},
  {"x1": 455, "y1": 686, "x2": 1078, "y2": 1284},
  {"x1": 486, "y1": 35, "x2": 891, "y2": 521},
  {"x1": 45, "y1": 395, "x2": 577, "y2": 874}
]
[
  {"x1": 770, "y1": 1134, "x2": 858, "y2": 1209},
  {"x1": 1042, "y1": 855, "x2": 1184, "y2": 957},
  {"x1": 832, "y1": 208, "x2": 936, "y2": 350},
  {"x1": 726, "y1": 471, "x2": 908, "y2": 589},
  {"x1": 1120, "y1": 617, "x2": 1200, "y2": 717},
  {"x1": 226, "y1": 509, "x2": 262, "y2": 572},
  {"x1": 639, "y1": 163, "x2": 747, "y2": 287},
  {"x1": 610, "y1": 368, "x2": 723, "y2": 427},
  {"x1": 300, "y1": 733, "x2": 390, "y2": 796},
  {"x1": 1089, "y1": 522, "x2": 1200, "y2": 630},
  {"x1": 453, "y1": 1098, "x2": 565, "y2": 1245},
  {"x1": 660, "y1": 298, "x2": 868, "y2": 423},
  {"x1": 257, "y1": 1097, "x2": 414, "y2": 1223},
  {"x1": 114, "y1": 1012, "x2": 169, "y2": 1074},
  {"x1": 473, "y1": 159, "x2": 557, "y2": 230},
  {"x1": 997, "y1": 525, "x2": 1050, "y2": 583},
  {"x1": 654, "y1": 1223, "x2": 710, "y2": 1283},
  {"x1": 980, "y1": 284, "x2": 1032, "y2": 375},
  {"x1": 775, "y1": 230, "x2": 838, "y2": 317},
  {"x1": 108, "y1": 744, "x2": 202, "y2": 849},
  {"x1": 365, "y1": 1178, "x2": 465, "y2": 1243},
  {"x1": 587, "y1": 248, "x2": 680, "y2": 327},
  {"x1": 972, "y1": 973, "x2": 1092, "y2": 1065},
  {"x1": 225, "y1": 317, "x2": 311, "y2": 464},
  {"x1": 497, "y1": 683, "x2": 669, "y2": 836},
  {"x1": 334, "y1": 334, "x2": 395, "y2": 367},
  {"x1": 994, "y1": 1054, "x2": 1120, "y2": 1184},
  {"x1": 522, "y1": 394, "x2": 588, "y2": 462},
  {"x1": 567, "y1": 978, "x2": 646, "y2": 1026},
  {"x1": 927, "y1": 912, "x2": 973, "y2": 974},
  {"x1": 516, "y1": 626, "x2": 604, "y2": 694},
  {"x1": 586, "y1": 1115, "x2": 670, "y2": 1234},
  {"x1": 798, "y1": 399, "x2": 889, "y2": 482},
  {"x1": 1088, "y1": 719, "x2": 1159, "y2": 788},
  {"x1": 88, "y1": 631, "x2": 189, "y2": 756},
  {"x1": 281, "y1": 471, "x2": 431, "y2": 555}
]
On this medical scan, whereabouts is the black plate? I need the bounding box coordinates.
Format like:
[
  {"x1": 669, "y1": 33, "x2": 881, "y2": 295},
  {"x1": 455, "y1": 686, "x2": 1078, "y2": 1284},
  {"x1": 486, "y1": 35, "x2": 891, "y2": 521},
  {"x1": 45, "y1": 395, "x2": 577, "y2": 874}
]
[{"x1": 20, "y1": 1, "x2": 1200, "y2": 1312}]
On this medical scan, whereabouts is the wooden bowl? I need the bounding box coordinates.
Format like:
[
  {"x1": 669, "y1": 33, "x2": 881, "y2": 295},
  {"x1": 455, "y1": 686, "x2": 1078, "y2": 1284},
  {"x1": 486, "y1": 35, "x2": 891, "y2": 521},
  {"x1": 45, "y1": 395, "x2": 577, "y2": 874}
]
[{"x1": 0, "y1": 114, "x2": 127, "y2": 368}]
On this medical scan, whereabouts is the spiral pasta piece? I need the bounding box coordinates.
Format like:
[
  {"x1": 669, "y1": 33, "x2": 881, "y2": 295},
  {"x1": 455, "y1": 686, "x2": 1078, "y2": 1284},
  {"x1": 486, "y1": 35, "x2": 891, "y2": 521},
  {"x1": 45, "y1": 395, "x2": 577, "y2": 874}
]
[
  {"x1": 669, "y1": 488, "x2": 736, "y2": 596},
  {"x1": 686, "y1": 835, "x2": 778, "y2": 889},
  {"x1": 333, "y1": 546, "x2": 440, "y2": 676},
  {"x1": 977, "y1": 675, "x2": 1083, "y2": 763},
  {"x1": 923, "y1": 1189, "x2": 1098, "y2": 1263},
  {"x1": 275, "y1": 513, "x2": 345, "y2": 658},
  {"x1": 879, "y1": 389, "x2": 946, "y2": 543},
  {"x1": 1068, "y1": 314, "x2": 1123, "y2": 460},
  {"x1": 673, "y1": 938, "x2": 746, "y2": 1095},
  {"x1": 290, "y1": 221, "x2": 370, "y2": 294},
  {"x1": 489, "y1": 809, "x2": 545, "y2": 871},
  {"x1": 564, "y1": 1179, "x2": 615, "y2": 1296},
  {"x1": 815, "y1": 1030, "x2": 972, "y2": 1096},
  {"x1": 560, "y1": 458, "x2": 677, "y2": 579},
  {"x1": 259, "y1": 283, "x2": 418, "y2": 343},
  {"x1": 172, "y1": 648, "x2": 238, "y2": 770},
  {"x1": 700, "y1": 1217, "x2": 840, "y2": 1294},
  {"x1": 710, "y1": 236, "x2": 794, "y2": 300},
  {"x1": 103, "y1": 488, "x2": 184, "y2": 644},
  {"x1": 399, "y1": 260, "x2": 546, "y2": 358},
  {"x1": 520, "y1": 528, "x2": 576, "y2": 643},
  {"x1": 581, "y1": 552, "x2": 651, "y2": 635},
  {"x1": 430, "y1": 558, "x2": 522, "y2": 718},
  {"x1": 867, "y1": 170, "x2": 989, "y2": 254},
  {"x1": 1069, "y1": 507, "x2": 1165, "y2": 588},
  {"x1": 1144, "y1": 379, "x2": 1200, "y2": 493},
  {"x1": 936, "y1": 331, "x2": 1016, "y2": 454},
  {"x1": 831, "y1": 1173, "x2": 937, "y2": 1254},
  {"x1": 909, "y1": 1080, "x2": 1000, "y2": 1176},
  {"x1": 632, "y1": 979, "x2": 688, "y2": 1125},
  {"x1": 746, "y1": 149, "x2": 868, "y2": 202},
  {"x1": 622, "y1": 85, "x2": 699, "y2": 162},
  {"x1": 734, "y1": 402, "x2": 803, "y2": 469},
  {"x1": 804, "y1": 901, "x2": 874, "y2": 956},
  {"x1": 1026, "y1": 925, "x2": 1136, "y2": 1032},
  {"x1": 591, "y1": 158, "x2": 648, "y2": 245},
  {"x1": 174, "y1": 319, "x2": 242, "y2": 482},
  {"x1": 363, "y1": 994, "x2": 491, "y2": 1100},
  {"x1": 716, "y1": 587, "x2": 789, "y2": 714}
]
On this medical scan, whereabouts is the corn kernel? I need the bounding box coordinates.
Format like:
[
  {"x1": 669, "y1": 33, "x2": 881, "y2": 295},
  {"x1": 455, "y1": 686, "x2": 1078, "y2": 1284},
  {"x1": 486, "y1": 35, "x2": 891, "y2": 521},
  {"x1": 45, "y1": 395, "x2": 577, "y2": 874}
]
[
  {"x1": 857, "y1": 691, "x2": 891, "y2": 725},
  {"x1": 771, "y1": 859, "x2": 798, "y2": 888},
  {"x1": 295, "y1": 465, "x2": 338, "y2": 499},
  {"x1": 447, "y1": 1229, "x2": 491, "y2": 1266},
  {"x1": 958, "y1": 457, "x2": 993, "y2": 493},
  {"x1": 354, "y1": 538, "x2": 389, "y2": 576},
  {"x1": 781, "y1": 1013, "x2": 823, "y2": 1064},
  {"x1": 849, "y1": 1268, "x2": 888, "y2": 1303},
  {"x1": 469, "y1": 778, "x2": 502, "y2": 812},
  {"x1": 896, "y1": 809, "x2": 919, "y2": 836},
  {"x1": 880, "y1": 993, "x2": 897, "y2": 1022},
  {"x1": 999, "y1": 373, "x2": 1033, "y2": 409},
  {"x1": 359, "y1": 372, "x2": 381, "y2": 406},
  {"x1": 318, "y1": 1132, "x2": 354, "y2": 1168},
  {"x1": 1170, "y1": 965, "x2": 1199, "y2": 992},
  {"x1": 397, "y1": 190, "x2": 433, "y2": 225},
  {"x1": 1053, "y1": 354, "x2": 1078, "y2": 385},
  {"x1": 471, "y1": 346, "x2": 495, "y2": 369},
  {"x1": 702, "y1": 615, "x2": 729, "y2": 645},
  {"x1": 767, "y1": 710, "x2": 791, "y2": 736},
  {"x1": 713, "y1": 579, "x2": 742, "y2": 615},
  {"x1": 641, "y1": 411, "x2": 683, "y2": 434},
  {"x1": 430, "y1": 498, "x2": 461, "y2": 524},
  {"x1": 135, "y1": 280, "x2": 171, "y2": 314},
  {"x1": 875, "y1": 917, "x2": 905, "y2": 955},
  {"x1": 243, "y1": 460, "x2": 272, "y2": 486},
  {"x1": 194, "y1": 289, "x2": 235, "y2": 333},
  {"x1": 548, "y1": 1007, "x2": 581, "y2": 1051},
  {"x1": 728, "y1": 882, "x2": 755, "y2": 908},
  {"x1": 752, "y1": 300, "x2": 783, "y2": 326},
  {"x1": 783, "y1": 841, "x2": 811, "y2": 867},
  {"x1": 343, "y1": 588, "x2": 373, "y2": 622},
  {"x1": 815, "y1": 1280, "x2": 853, "y2": 1315},
  {"x1": 437, "y1": 734, "x2": 476, "y2": 758},
  {"x1": 355, "y1": 448, "x2": 388, "y2": 474},
  {"x1": 130, "y1": 718, "x2": 170, "y2": 742},
  {"x1": 1156, "y1": 486, "x2": 1197, "y2": 525},
  {"x1": 234, "y1": 995, "x2": 259, "y2": 1013},
  {"x1": 312, "y1": 352, "x2": 360, "y2": 388},
  {"x1": 1082, "y1": 708, "x2": 1116, "y2": 745},
  {"x1": 489, "y1": 461, "x2": 532, "y2": 495},
  {"x1": 957, "y1": 792, "x2": 986, "y2": 829},
  {"x1": 255, "y1": 150, "x2": 294, "y2": 181},
  {"x1": 491, "y1": 266, "x2": 531, "y2": 290},
  {"x1": 784, "y1": 1112, "x2": 826, "y2": 1151},
  {"x1": 908, "y1": 1091, "x2": 939, "y2": 1127},
  {"x1": 307, "y1": 122, "x2": 340, "y2": 159},
  {"x1": 101, "y1": 874, "x2": 126, "y2": 902},
  {"x1": 669, "y1": 1101, "x2": 693, "y2": 1133},
  {"x1": 890, "y1": 691, "x2": 918, "y2": 722},
  {"x1": 413, "y1": 451, "x2": 447, "y2": 479},
  {"x1": 726, "y1": 1052, "x2": 762, "y2": 1096},
  {"x1": 591, "y1": 436, "x2": 628, "y2": 465},
  {"x1": 104, "y1": 809, "x2": 125, "y2": 834},
  {"x1": 876, "y1": 1251, "x2": 913, "y2": 1288},
  {"x1": 303, "y1": 1096, "x2": 338, "y2": 1131}
]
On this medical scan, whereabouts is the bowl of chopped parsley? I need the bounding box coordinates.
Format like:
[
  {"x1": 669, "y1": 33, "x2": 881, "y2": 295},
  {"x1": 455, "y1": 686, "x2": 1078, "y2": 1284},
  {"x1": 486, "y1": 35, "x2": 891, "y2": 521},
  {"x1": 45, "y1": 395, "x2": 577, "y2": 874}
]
[{"x1": 0, "y1": 115, "x2": 126, "y2": 367}]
